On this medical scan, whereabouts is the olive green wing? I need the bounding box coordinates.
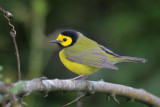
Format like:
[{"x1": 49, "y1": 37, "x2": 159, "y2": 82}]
[{"x1": 65, "y1": 47, "x2": 118, "y2": 70}]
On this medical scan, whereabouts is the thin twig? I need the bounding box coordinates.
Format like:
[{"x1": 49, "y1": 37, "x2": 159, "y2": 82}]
[
  {"x1": 10, "y1": 33, "x2": 21, "y2": 80},
  {"x1": 0, "y1": 7, "x2": 13, "y2": 18},
  {"x1": 0, "y1": 7, "x2": 21, "y2": 80},
  {"x1": 77, "y1": 92, "x2": 83, "y2": 107},
  {"x1": 63, "y1": 93, "x2": 88, "y2": 107},
  {"x1": 111, "y1": 94, "x2": 120, "y2": 104}
]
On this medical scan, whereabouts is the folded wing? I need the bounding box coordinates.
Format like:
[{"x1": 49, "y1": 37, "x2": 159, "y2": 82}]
[{"x1": 65, "y1": 47, "x2": 118, "y2": 70}]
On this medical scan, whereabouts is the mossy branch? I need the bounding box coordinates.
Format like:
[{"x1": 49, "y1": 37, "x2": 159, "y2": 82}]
[{"x1": 0, "y1": 78, "x2": 160, "y2": 106}]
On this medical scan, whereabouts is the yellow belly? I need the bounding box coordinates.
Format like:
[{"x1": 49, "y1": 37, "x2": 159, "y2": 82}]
[{"x1": 59, "y1": 49, "x2": 99, "y2": 75}]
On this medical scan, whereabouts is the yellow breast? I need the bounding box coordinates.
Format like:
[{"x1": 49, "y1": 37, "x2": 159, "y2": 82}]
[{"x1": 59, "y1": 49, "x2": 99, "y2": 75}]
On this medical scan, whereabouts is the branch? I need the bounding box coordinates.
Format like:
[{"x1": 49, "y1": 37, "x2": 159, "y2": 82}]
[{"x1": 0, "y1": 78, "x2": 160, "y2": 106}]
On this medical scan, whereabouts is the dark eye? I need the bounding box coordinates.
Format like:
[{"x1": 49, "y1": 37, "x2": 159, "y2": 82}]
[{"x1": 63, "y1": 38, "x2": 67, "y2": 41}]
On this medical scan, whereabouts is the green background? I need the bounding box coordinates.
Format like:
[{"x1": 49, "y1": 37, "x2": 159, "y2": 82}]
[{"x1": 0, "y1": 0, "x2": 160, "y2": 107}]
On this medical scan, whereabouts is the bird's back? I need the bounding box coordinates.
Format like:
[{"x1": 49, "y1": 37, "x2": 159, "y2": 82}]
[{"x1": 65, "y1": 33, "x2": 100, "y2": 54}]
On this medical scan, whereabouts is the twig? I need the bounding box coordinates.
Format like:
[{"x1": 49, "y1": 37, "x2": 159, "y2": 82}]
[
  {"x1": 0, "y1": 7, "x2": 13, "y2": 18},
  {"x1": 0, "y1": 7, "x2": 21, "y2": 80},
  {"x1": 111, "y1": 94, "x2": 120, "y2": 104},
  {"x1": 77, "y1": 92, "x2": 83, "y2": 107},
  {"x1": 63, "y1": 92, "x2": 88, "y2": 107},
  {"x1": 10, "y1": 31, "x2": 21, "y2": 80},
  {"x1": 106, "y1": 93, "x2": 120, "y2": 104},
  {"x1": 0, "y1": 79, "x2": 160, "y2": 106}
]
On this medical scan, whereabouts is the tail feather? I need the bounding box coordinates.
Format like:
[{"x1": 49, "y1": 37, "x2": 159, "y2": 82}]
[
  {"x1": 110, "y1": 56, "x2": 147, "y2": 64},
  {"x1": 119, "y1": 56, "x2": 147, "y2": 63}
]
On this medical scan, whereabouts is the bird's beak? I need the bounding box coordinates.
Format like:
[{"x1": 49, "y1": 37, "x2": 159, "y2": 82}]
[{"x1": 50, "y1": 40, "x2": 61, "y2": 43}]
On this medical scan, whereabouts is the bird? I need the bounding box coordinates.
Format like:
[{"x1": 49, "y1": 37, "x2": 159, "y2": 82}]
[{"x1": 50, "y1": 30, "x2": 146, "y2": 80}]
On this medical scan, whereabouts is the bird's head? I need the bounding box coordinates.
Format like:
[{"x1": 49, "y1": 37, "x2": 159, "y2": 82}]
[{"x1": 50, "y1": 30, "x2": 78, "y2": 48}]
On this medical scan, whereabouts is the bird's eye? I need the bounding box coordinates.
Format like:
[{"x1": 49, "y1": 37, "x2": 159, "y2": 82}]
[{"x1": 63, "y1": 38, "x2": 67, "y2": 41}]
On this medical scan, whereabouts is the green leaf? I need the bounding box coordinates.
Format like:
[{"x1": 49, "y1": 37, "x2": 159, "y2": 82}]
[
  {"x1": 0, "y1": 65, "x2": 3, "y2": 71},
  {"x1": 10, "y1": 81, "x2": 25, "y2": 94}
]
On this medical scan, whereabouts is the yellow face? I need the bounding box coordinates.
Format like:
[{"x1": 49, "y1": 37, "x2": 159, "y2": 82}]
[{"x1": 56, "y1": 34, "x2": 72, "y2": 47}]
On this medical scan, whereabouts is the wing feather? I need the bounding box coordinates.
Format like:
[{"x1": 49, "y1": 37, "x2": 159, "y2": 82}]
[
  {"x1": 98, "y1": 44, "x2": 121, "y2": 57},
  {"x1": 65, "y1": 47, "x2": 118, "y2": 70}
]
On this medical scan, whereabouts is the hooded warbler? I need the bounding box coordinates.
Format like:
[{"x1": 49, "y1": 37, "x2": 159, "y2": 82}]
[{"x1": 50, "y1": 30, "x2": 146, "y2": 79}]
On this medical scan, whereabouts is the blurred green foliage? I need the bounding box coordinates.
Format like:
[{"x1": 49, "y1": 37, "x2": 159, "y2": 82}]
[
  {"x1": 0, "y1": 94, "x2": 2, "y2": 102},
  {"x1": 10, "y1": 81, "x2": 25, "y2": 94},
  {"x1": 0, "y1": 0, "x2": 160, "y2": 106},
  {"x1": 0, "y1": 65, "x2": 3, "y2": 79},
  {"x1": 0, "y1": 65, "x2": 3, "y2": 71}
]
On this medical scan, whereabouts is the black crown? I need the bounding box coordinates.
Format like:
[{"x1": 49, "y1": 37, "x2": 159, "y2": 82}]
[{"x1": 61, "y1": 30, "x2": 77, "y2": 37}]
